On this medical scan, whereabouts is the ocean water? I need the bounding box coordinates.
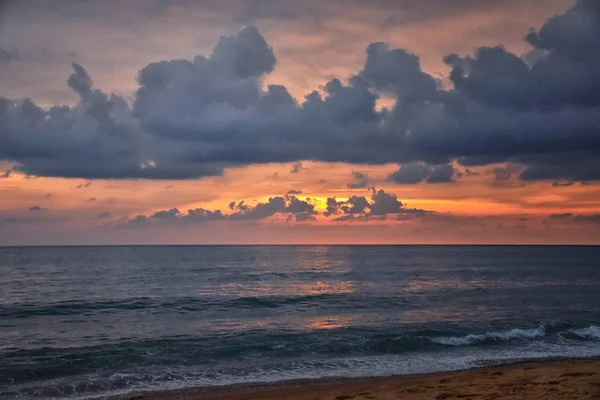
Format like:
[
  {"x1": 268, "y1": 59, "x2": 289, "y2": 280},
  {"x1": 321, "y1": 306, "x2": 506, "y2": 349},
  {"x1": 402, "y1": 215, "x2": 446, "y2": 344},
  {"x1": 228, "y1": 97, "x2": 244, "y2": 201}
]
[{"x1": 1, "y1": 245, "x2": 599, "y2": 399}]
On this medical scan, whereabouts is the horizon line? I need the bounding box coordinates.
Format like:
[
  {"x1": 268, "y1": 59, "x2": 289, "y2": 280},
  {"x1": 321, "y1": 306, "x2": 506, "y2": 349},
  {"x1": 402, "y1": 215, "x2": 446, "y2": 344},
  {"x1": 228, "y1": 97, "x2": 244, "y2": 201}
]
[{"x1": 1, "y1": 243, "x2": 599, "y2": 248}]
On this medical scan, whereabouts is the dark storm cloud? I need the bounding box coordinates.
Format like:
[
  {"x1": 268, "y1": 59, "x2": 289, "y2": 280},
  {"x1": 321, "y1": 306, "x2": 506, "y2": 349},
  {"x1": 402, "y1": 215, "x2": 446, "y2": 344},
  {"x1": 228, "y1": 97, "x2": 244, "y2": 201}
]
[
  {"x1": 387, "y1": 163, "x2": 431, "y2": 184},
  {"x1": 1, "y1": 1, "x2": 599, "y2": 181},
  {"x1": 387, "y1": 162, "x2": 455, "y2": 184},
  {"x1": 358, "y1": 42, "x2": 439, "y2": 103},
  {"x1": 426, "y1": 164, "x2": 455, "y2": 184}
]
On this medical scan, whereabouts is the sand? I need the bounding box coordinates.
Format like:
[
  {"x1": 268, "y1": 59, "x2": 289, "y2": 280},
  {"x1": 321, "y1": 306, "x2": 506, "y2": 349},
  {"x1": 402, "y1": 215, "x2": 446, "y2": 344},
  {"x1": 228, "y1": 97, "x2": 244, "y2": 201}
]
[{"x1": 121, "y1": 359, "x2": 600, "y2": 400}]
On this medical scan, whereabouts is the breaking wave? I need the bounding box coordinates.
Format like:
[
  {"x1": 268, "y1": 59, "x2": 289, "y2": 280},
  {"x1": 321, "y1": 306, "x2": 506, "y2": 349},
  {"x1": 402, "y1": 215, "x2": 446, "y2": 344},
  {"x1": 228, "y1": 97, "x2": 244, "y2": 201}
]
[{"x1": 570, "y1": 325, "x2": 600, "y2": 340}]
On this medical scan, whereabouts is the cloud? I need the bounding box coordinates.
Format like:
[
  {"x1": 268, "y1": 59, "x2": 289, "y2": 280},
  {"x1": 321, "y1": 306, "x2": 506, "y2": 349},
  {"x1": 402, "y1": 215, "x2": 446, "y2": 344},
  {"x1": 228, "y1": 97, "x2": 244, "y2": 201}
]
[
  {"x1": 127, "y1": 214, "x2": 150, "y2": 226},
  {"x1": 28, "y1": 205, "x2": 43, "y2": 211},
  {"x1": 325, "y1": 188, "x2": 429, "y2": 218},
  {"x1": 128, "y1": 207, "x2": 227, "y2": 227},
  {"x1": 293, "y1": 212, "x2": 316, "y2": 222},
  {"x1": 426, "y1": 164, "x2": 455, "y2": 183},
  {"x1": 387, "y1": 163, "x2": 431, "y2": 184},
  {"x1": 341, "y1": 195, "x2": 371, "y2": 214},
  {"x1": 76, "y1": 182, "x2": 93, "y2": 189},
  {"x1": 491, "y1": 165, "x2": 521, "y2": 181},
  {"x1": 98, "y1": 212, "x2": 112, "y2": 219},
  {"x1": 286, "y1": 189, "x2": 302, "y2": 195},
  {"x1": 151, "y1": 208, "x2": 180, "y2": 219},
  {"x1": 396, "y1": 208, "x2": 434, "y2": 220},
  {"x1": 387, "y1": 162, "x2": 455, "y2": 184},
  {"x1": 290, "y1": 162, "x2": 304, "y2": 174},
  {"x1": 333, "y1": 214, "x2": 378, "y2": 222},
  {"x1": 0, "y1": 170, "x2": 10, "y2": 178},
  {"x1": 229, "y1": 194, "x2": 316, "y2": 220},
  {"x1": 1, "y1": 1, "x2": 600, "y2": 181},
  {"x1": 125, "y1": 189, "x2": 431, "y2": 227},
  {"x1": 552, "y1": 181, "x2": 575, "y2": 187},
  {"x1": 358, "y1": 42, "x2": 439, "y2": 103},
  {"x1": 211, "y1": 25, "x2": 276, "y2": 79},
  {"x1": 186, "y1": 208, "x2": 227, "y2": 222},
  {"x1": 463, "y1": 168, "x2": 481, "y2": 177},
  {"x1": 347, "y1": 171, "x2": 371, "y2": 189},
  {"x1": 324, "y1": 197, "x2": 341, "y2": 217},
  {"x1": 127, "y1": 194, "x2": 315, "y2": 226},
  {"x1": 369, "y1": 188, "x2": 404, "y2": 215},
  {"x1": 550, "y1": 212, "x2": 573, "y2": 219}
]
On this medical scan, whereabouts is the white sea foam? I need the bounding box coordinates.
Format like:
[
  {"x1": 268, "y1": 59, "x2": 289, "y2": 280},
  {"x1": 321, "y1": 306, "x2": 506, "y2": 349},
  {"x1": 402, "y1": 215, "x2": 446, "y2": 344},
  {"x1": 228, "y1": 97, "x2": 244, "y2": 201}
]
[
  {"x1": 431, "y1": 326, "x2": 546, "y2": 346},
  {"x1": 30, "y1": 339, "x2": 598, "y2": 400},
  {"x1": 570, "y1": 325, "x2": 600, "y2": 340}
]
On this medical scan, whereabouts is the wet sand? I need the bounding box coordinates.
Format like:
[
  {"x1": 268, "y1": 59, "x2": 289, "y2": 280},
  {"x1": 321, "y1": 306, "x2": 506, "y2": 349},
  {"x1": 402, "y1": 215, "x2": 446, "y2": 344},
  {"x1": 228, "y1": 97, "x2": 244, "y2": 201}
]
[{"x1": 120, "y1": 359, "x2": 600, "y2": 400}]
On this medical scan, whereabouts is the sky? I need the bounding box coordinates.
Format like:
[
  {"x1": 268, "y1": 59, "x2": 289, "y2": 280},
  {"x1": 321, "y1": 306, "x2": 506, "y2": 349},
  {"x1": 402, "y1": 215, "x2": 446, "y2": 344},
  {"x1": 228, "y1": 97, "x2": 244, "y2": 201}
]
[{"x1": 1, "y1": 0, "x2": 599, "y2": 245}]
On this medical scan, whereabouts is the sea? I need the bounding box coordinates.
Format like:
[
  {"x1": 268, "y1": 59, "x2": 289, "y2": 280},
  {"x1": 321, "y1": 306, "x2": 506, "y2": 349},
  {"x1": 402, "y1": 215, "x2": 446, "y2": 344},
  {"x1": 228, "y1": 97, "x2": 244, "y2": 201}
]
[{"x1": 1, "y1": 245, "x2": 599, "y2": 399}]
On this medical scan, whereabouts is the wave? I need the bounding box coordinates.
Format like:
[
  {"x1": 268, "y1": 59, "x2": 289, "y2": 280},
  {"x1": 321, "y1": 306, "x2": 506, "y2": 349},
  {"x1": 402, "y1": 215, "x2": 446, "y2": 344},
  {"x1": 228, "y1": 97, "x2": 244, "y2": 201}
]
[
  {"x1": 3, "y1": 323, "x2": 599, "y2": 386},
  {"x1": 570, "y1": 325, "x2": 600, "y2": 340},
  {"x1": 4, "y1": 340, "x2": 600, "y2": 400},
  {"x1": 429, "y1": 325, "x2": 547, "y2": 346}
]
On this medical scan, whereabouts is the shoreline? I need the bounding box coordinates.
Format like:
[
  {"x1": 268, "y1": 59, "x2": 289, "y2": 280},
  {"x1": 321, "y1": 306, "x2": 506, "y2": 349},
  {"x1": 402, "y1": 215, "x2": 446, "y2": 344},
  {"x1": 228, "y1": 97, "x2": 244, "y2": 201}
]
[{"x1": 117, "y1": 357, "x2": 600, "y2": 400}]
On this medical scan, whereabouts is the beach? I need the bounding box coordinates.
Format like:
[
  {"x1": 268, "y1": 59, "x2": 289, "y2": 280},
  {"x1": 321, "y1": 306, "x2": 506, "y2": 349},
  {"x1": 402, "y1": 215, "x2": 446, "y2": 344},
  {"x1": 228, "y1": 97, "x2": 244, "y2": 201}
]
[{"x1": 123, "y1": 359, "x2": 600, "y2": 400}]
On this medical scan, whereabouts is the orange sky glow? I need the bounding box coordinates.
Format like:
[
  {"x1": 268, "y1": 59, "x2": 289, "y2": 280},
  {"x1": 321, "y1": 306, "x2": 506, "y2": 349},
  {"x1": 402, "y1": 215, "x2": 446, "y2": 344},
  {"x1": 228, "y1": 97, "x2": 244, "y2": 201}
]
[{"x1": 1, "y1": 0, "x2": 599, "y2": 245}]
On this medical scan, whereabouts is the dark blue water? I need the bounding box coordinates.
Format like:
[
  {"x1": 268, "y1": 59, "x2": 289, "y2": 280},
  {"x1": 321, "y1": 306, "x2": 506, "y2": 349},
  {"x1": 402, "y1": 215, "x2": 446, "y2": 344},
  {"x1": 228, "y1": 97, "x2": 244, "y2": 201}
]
[{"x1": 1, "y1": 246, "x2": 599, "y2": 399}]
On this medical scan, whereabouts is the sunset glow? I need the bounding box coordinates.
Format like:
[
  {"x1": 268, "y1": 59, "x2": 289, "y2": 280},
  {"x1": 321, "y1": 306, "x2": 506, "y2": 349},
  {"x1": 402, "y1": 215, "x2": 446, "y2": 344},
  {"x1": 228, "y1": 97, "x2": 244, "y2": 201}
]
[{"x1": 1, "y1": 0, "x2": 599, "y2": 245}]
